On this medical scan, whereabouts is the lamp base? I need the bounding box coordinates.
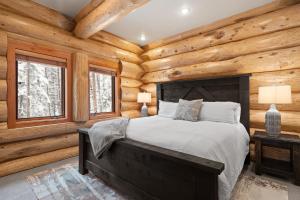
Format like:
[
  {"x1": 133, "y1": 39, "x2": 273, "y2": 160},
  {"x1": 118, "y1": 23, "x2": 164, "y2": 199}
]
[
  {"x1": 265, "y1": 104, "x2": 281, "y2": 137},
  {"x1": 140, "y1": 103, "x2": 148, "y2": 117}
]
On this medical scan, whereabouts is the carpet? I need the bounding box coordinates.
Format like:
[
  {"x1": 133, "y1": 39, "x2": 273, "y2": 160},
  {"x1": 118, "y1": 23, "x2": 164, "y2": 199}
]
[
  {"x1": 231, "y1": 173, "x2": 288, "y2": 200},
  {"x1": 27, "y1": 163, "x2": 130, "y2": 200},
  {"x1": 27, "y1": 163, "x2": 288, "y2": 200}
]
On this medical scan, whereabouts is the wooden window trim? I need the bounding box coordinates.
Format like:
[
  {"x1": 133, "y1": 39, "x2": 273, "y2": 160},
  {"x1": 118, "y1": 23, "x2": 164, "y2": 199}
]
[
  {"x1": 88, "y1": 59, "x2": 120, "y2": 120},
  {"x1": 7, "y1": 39, "x2": 72, "y2": 128}
]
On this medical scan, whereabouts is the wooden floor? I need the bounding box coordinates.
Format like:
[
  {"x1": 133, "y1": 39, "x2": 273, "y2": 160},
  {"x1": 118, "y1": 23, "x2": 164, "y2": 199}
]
[{"x1": 0, "y1": 157, "x2": 299, "y2": 200}]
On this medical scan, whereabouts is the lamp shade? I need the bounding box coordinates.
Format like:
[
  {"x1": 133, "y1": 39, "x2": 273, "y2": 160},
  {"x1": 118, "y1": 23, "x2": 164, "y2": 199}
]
[
  {"x1": 137, "y1": 92, "x2": 151, "y2": 103},
  {"x1": 258, "y1": 85, "x2": 292, "y2": 104}
]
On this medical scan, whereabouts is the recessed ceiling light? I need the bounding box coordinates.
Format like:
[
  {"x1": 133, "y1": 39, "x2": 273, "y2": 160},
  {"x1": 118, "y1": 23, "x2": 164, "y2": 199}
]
[
  {"x1": 140, "y1": 34, "x2": 146, "y2": 41},
  {"x1": 181, "y1": 7, "x2": 190, "y2": 16}
]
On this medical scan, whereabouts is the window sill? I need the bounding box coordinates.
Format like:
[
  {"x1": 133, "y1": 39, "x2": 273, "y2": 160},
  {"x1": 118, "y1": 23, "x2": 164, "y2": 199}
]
[
  {"x1": 89, "y1": 113, "x2": 120, "y2": 121},
  {"x1": 11, "y1": 117, "x2": 71, "y2": 129}
]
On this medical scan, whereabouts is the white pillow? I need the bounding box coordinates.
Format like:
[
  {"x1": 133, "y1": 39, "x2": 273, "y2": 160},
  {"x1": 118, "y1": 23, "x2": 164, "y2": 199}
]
[
  {"x1": 199, "y1": 102, "x2": 241, "y2": 124},
  {"x1": 158, "y1": 100, "x2": 178, "y2": 118}
]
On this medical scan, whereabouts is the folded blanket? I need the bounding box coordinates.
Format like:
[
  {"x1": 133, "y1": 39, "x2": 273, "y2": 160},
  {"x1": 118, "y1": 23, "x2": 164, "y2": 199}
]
[{"x1": 88, "y1": 117, "x2": 130, "y2": 159}]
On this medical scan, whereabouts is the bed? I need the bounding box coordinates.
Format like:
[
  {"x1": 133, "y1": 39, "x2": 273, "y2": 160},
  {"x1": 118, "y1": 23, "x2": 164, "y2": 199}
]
[{"x1": 78, "y1": 75, "x2": 251, "y2": 200}]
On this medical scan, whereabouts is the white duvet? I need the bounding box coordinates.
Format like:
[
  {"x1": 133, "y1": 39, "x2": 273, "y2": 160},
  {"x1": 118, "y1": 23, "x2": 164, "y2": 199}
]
[{"x1": 126, "y1": 116, "x2": 250, "y2": 200}]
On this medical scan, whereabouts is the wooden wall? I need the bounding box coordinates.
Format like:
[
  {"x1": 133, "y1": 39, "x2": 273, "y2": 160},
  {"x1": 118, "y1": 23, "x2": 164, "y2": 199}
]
[
  {"x1": 0, "y1": 0, "x2": 299, "y2": 176},
  {"x1": 0, "y1": 3, "x2": 143, "y2": 177},
  {"x1": 140, "y1": 3, "x2": 300, "y2": 160}
]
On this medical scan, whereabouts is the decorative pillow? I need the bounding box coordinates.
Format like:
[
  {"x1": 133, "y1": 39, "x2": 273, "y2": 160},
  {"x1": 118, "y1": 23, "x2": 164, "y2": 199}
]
[
  {"x1": 174, "y1": 99, "x2": 203, "y2": 122},
  {"x1": 158, "y1": 100, "x2": 178, "y2": 118},
  {"x1": 199, "y1": 102, "x2": 241, "y2": 124}
]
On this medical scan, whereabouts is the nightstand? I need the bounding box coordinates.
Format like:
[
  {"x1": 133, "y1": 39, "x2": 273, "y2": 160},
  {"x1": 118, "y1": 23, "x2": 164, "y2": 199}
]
[{"x1": 253, "y1": 131, "x2": 300, "y2": 185}]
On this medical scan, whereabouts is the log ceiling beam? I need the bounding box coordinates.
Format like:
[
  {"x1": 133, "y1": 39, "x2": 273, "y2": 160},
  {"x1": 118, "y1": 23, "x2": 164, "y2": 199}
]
[
  {"x1": 73, "y1": 0, "x2": 149, "y2": 39},
  {"x1": 75, "y1": 0, "x2": 105, "y2": 22},
  {"x1": 91, "y1": 31, "x2": 143, "y2": 54},
  {"x1": 0, "y1": 0, "x2": 74, "y2": 31}
]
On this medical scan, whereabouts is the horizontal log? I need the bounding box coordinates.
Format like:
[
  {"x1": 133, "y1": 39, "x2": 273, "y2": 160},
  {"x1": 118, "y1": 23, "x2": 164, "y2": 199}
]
[
  {"x1": 121, "y1": 77, "x2": 143, "y2": 88},
  {"x1": 0, "y1": 0, "x2": 74, "y2": 31},
  {"x1": 140, "y1": 83, "x2": 157, "y2": 97},
  {"x1": 250, "y1": 110, "x2": 300, "y2": 133},
  {"x1": 0, "y1": 146, "x2": 78, "y2": 177},
  {"x1": 0, "y1": 101, "x2": 7, "y2": 122},
  {"x1": 75, "y1": 0, "x2": 105, "y2": 22},
  {"x1": 7, "y1": 32, "x2": 119, "y2": 66},
  {"x1": 142, "y1": 46, "x2": 300, "y2": 83},
  {"x1": 121, "y1": 110, "x2": 140, "y2": 118},
  {"x1": 142, "y1": 27, "x2": 300, "y2": 72},
  {"x1": 0, "y1": 56, "x2": 7, "y2": 80},
  {"x1": 0, "y1": 9, "x2": 142, "y2": 64},
  {"x1": 148, "y1": 106, "x2": 157, "y2": 116},
  {"x1": 121, "y1": 87, "x2": 140, "y2": 102},
  {"x1": 0, "y1": 30, "x2": 7, "y2": 56},
  {"x1": 74, "y1": 0, "x2": 149, "y2": 38},
  {"x1": 0, "y1": 80, "x2": 6, "y2": 101},
  {"x1": 0, "y1": 122, "x2": 80, "y2": 144},
  {"x1": 120, "y1": 61, "x2": 144, "y2": 79},
  {"x1": 92, "y1": 31, "x2": 143, "y2": 54},
  {"x1": 121, "y1": 101, "x2": 140, "y2": 111},
  {"x1": 250, "y1": 69, "x2": 300, "y2": 94},
  {"x1": 149, "y1": 97, "x2": 157, "y2": 106},
  {"x1": 143, "y1": 0, "x2": 300, "y2": 50},
  {"x1": 0, "y1": 122, "x2": 6, "y2": 130},
  {"x1": 251, "y1": 93, "x2": 300, "y2": 112},
  {"x1": 0, "y1": 118, "x2": 121, "y2": 145},
  {"x1": 0, "y1": 133, "x2": 78, "y2": 163}
]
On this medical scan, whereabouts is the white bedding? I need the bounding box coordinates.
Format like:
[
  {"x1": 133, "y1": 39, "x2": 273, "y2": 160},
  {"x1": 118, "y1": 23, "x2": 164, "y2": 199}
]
[{"x1": 126, "y1": 116, "x2": 250, "y2": 200}]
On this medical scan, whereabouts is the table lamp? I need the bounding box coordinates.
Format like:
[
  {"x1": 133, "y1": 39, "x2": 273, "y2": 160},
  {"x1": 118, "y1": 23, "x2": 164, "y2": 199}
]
[
  {"x1": 258, "y1": 85, "x2": 292, "y2": 137},
  {"x1": 137, "y1": 92, "x2": 151, "y2": 117}
]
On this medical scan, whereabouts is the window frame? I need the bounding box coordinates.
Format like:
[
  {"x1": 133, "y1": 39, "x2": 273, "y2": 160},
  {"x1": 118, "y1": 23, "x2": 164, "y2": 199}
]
[
  {"x1": 7, "y1": 40, "x2": 72, "y2": 128},
  {"x1": 88, "y1": 58, "x2": 120, "y2": 120}
]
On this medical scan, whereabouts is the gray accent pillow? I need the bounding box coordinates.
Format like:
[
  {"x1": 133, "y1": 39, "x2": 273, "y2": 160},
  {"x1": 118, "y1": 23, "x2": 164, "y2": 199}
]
[{"x1": 174, "y1": 99, "x2": 203, "y2": 122}]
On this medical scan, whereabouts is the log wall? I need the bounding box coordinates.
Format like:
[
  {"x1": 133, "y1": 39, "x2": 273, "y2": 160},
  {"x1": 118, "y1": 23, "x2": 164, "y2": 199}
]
[
  {"x1": 141, "y1": 3, "x2": 300, "y2": 161},
  {"x1": 120, "y1": 61, "x2": 144, "y2": 118},
  {"x1": 0, "y1": 4, "x2": 142, "y2": 176},
  {"x1": 1, "y1": 1, "x2": 299, "y2": 175}
]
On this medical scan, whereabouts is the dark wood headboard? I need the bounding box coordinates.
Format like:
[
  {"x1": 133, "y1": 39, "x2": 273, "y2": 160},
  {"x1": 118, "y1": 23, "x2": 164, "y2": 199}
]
[{"x1": 157, "y1": 75, "x2": 250, "y2": 133}]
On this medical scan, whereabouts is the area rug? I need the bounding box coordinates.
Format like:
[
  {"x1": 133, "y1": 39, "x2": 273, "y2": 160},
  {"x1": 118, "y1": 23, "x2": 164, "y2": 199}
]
[
  {"x1": 27, "y1": 163, "x2": 131, "y2": 200},
  {"x1": 231, "y1": 174, "x2": 288, "y2": 200},
  {"x1": 27, "y1": 163, "x2": 288, "y2": 200}
]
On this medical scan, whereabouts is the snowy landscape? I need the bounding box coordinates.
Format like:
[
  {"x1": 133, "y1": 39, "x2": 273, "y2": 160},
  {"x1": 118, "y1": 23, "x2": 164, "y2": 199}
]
[
  {"x1": 17, "y1": 59, "x2": 64, "y2": 119},
  {"x1": 17, "y1": 59, "x2": 114, "y2": 119}
]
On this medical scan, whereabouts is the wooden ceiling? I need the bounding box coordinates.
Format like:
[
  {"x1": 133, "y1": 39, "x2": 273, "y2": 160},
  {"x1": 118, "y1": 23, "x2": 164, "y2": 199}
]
[
  {"x1": 0, "y1": 0, "x2": 149, "y2": 40},
  {"x1": 0, "y1": 0, "x2": 144, "y2": 54}
]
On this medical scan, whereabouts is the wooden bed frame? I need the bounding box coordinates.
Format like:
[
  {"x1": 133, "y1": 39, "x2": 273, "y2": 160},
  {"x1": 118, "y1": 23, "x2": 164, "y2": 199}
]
[{"x1": 78, "y1": 75, "x2": 250, "y2": 200}]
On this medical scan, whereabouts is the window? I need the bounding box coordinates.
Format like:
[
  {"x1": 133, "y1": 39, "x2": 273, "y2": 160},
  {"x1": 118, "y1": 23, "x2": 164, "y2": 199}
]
[
  {"x1": 16, "y1": 55, "x2": 65, "y2": 119},
  {"x1": 89, "y1": 62, "x2": 119, "y2": 119},
  {"x1": 7, "y1": 40, "x2": 72, "y2": 128}
]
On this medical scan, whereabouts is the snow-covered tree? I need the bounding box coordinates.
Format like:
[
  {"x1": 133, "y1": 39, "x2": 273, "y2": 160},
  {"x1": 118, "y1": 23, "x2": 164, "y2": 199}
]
[
  {"x1": 17, "y1": 60, "x2": 63, "y2": 119},
  {"x1": 89, "y1": 71, "x2": 113, "y2": 114}
]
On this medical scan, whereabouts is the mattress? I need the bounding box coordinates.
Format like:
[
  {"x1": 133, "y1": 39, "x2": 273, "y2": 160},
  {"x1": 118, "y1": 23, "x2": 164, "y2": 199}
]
[{"x1": 126, "y1": 115, "x2": 250, "y2": 200}]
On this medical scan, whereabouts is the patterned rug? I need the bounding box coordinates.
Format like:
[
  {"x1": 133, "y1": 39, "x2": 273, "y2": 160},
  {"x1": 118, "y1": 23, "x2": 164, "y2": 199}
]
[
  {"x1": 231, "y1": 173, "x2": 288, "y2": 200},
  {"x1": 27, "y1": 163, "x2": 130, "y2": 200},
  {"x1": 27, "y1": 163, "x2": 288, "y2": 200}
]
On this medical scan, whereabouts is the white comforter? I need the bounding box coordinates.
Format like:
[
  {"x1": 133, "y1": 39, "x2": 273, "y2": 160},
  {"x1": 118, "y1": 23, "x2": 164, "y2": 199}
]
[{"x1": 126, "y1": 116, "x2": 250, "y2": 200}]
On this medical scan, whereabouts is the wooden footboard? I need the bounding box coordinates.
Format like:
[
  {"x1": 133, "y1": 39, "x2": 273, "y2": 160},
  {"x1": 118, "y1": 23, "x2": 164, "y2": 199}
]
[{"x1": 78, "y1": 128, "x2": 224, "y2": 200}]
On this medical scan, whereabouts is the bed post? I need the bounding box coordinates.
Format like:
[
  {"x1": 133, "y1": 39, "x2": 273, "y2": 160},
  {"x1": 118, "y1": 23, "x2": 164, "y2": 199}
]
[
  {"x1": 239, "y1": 75, "x2": 251, "y2": 165},
  {"x1": 156, "y1": 83, "x2": 162, "y2": 113},
  {"x1": 79, "y1": 130, "x2": 88, "y2": 175}
]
